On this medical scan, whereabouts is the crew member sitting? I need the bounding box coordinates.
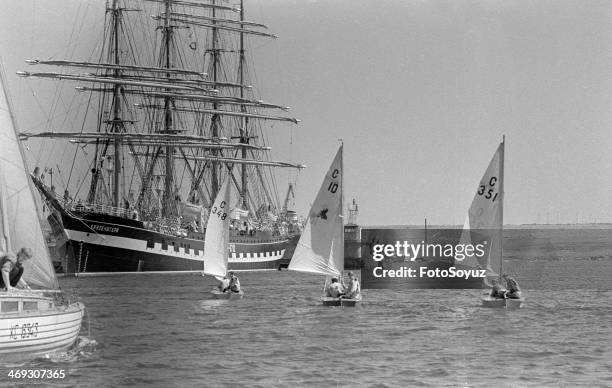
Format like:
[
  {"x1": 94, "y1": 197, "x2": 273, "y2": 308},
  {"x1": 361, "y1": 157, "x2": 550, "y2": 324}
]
[
  {"x1": 325, "y1": 277, "x2": 344, "y2": 298},
  {"x1": 9, "y1": 248, "x2": 32, "y2": 289},
  {"x1": 228, "y1": 272, "x2": 241, "y2": 293},
  {"x1": 502, "y1": 274, "x2": 522, "y2": 299},
  {"x1": 0, "y1": 252, "x2": 16, "y2": 291},
  {"x1": 342, "y1": 272, "x2": 361, "y2": 299},
  {"x1": 0, "y1": 248, "x2": 33, "y2": 291},
  {"x1": 489, "y1": 278, "x2": 507, "y2": 299},
  {"x1": 217, "y1": 276, "x2": 230, "y2": 293}
]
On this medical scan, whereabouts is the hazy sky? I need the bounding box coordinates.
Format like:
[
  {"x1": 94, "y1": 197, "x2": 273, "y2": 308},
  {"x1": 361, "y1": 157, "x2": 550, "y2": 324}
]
[{"x1": 1, "y1": 0, "x2": 611, "y2": 226}]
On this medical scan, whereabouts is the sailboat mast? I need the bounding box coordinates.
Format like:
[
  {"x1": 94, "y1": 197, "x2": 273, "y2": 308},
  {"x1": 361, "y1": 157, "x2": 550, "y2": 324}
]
[
  {"x1": 499, "y1": 135, "x2": 505, "y2": 277},
  {"x1": 239, "y1": 0, "x2": 248, "y2": 209},
  {"x1": 210, "y1": 0, "x2": 220, "y2": 200},
  {"x1": 162, "y1": 0, "x2": 176, "y2": 217},
  {"x1": 340, "y1": 143, "x2": 344, "y2": 266},
  {"x1": 111, "y1": 0, "x2": 123, "y2": 207}
]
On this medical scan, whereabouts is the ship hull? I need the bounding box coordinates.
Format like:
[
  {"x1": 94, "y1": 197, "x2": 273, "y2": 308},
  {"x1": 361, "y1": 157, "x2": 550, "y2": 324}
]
[
  {"x1": 0, "y1": 294, "x2": 84, "y2": 362},
  {"x1": 47, "y1": 208, "x2": 293, "y2": 273}
]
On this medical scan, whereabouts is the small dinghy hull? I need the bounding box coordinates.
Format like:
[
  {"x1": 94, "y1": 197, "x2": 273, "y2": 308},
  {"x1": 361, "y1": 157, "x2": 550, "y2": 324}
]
[
  {"x1": 210, "y1": 289, "x2": 244, "y2": 300},
  {"x1": 320, "y1": 296, "x2": 360, "y2": 307},
  {"x1": 340, "y1": 298, "x2": 360, "y2": 307},
  {"x1": 481, "y1": 296, "x2": 524, "y2": 309},
  {"x1": 321, "y1": 297, "x2": 341, "y2": 306}
]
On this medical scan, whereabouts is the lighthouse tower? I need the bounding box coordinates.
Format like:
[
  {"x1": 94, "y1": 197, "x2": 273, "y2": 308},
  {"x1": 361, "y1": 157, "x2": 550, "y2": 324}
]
[{"x1": 344, "y1": 198, "x2": 361, "y2": 268}]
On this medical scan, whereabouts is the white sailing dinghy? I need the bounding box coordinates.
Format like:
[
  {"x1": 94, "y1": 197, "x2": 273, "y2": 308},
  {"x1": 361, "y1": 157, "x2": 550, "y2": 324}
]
[
  {"x1": 203, "y1": 178, "x2": 243, "y2": 300},
  {"x1": 0, "y1": 67, "x2": 85, "y2": 360},
  {"x1": 461, "y1": 137, "x2": 524, "y2": 309},
  {"x1": 288, "y1": 145, "x2": 360, "y2": 307}
]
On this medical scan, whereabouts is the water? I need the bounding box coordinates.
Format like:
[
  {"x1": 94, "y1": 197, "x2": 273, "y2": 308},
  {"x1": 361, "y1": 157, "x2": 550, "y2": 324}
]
[{"x1": 2, "y1": 259, "x2": 611, "y2": 387}]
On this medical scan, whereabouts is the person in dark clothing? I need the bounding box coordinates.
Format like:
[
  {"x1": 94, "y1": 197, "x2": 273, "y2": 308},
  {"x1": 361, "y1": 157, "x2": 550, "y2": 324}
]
[
  {"x1": 11, "y1": 248, "x2": 32, "y2": 288},
  {"x1": 0, "y1": 248, "x2": 32, "y2": 290},
  {"x1": 0, "y1": 252, "x2": 16, "y2": 290},
  {"x1": 502, "y1": 274, "x2": 522, "y2": 299}
]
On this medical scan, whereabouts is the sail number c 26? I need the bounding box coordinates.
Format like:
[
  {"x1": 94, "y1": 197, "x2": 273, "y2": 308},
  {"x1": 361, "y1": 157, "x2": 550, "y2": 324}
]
[
  {"x1": 328, "y1": 169, "x2": 340, "y2": 193},
  {"x1": 477, "y1": 176, "x2": 499, "y2": 202}
]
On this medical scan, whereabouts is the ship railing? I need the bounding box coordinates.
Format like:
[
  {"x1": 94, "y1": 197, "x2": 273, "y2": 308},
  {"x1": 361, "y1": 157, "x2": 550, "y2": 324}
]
[
  {"x1": 141, "y1": 217, "x2": 191, "y2": 237},
  {"x1": 61, "y1": 197, "x2": 135, "y2": 219},
  {"x1": 37, "y1": 179, "x2": 136, "y2": 219},
  {"x1": 77, "y1": 202, "x2": 134, "y2": 218}
]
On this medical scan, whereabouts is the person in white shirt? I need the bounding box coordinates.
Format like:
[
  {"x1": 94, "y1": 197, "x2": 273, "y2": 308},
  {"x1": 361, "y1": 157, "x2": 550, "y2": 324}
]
[
  {"x1": 228, "y1": 272, "x2": 241, "y2": 293},
  {"x1": 343, "y1": 272, "x2": 361, "y2": 299},
  {"x1": 217, "y1": 276, "x2": 230, "y2": 292}
]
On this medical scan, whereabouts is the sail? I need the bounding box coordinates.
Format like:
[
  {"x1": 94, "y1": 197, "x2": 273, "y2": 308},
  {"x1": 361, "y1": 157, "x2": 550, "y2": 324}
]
[
  {"x1": 0, "y1": 69, "x2": 58, "y2": 289},
  {"x1": 0, "y1": 170, "x2": 10, "y2": 252},
  {"x1": 459, "y1": 141, "x2": 504, "y2": 277},
  {"x1": 289, "y1": 146, "x2": 343, "y2": 277},
  {"x1": 202, "y1": 178, "x2": 231, "y2": 279}
]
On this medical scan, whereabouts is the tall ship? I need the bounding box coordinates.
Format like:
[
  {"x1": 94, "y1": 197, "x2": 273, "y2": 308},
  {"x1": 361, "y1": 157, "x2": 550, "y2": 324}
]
[{"x1": 18, "y1": 0, "x2": 304, "y2": 273}]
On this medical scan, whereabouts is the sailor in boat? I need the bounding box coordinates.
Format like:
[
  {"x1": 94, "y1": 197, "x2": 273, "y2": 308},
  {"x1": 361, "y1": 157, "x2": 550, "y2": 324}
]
[
  {"x1": 11, "y1": 248, "x2": 33, "y2": 289},
  {"x1": 341, "y1": 272, "x2": 361, "y2": 300},
  {"x1": 502, "y1": 274, "x2": 522, "y2": 299},
  {"x1": 487, "y1": 278, "x2": 507, "y2": 299},
  {"x1": 217, "y1": 276, "x2": 230, "y2": 293},
  {"x1": 325, "y1": 277, "x2": 345, "y2": 298},
  {"x1": 228, "y1": 272, "x2": 241, "y2": 293},
  {"x1": 0, "y1": 252, "x2": 16, "y2": 291},
  {"x1": 0, "y1": 248, "x2": 32, "y2": 291}
]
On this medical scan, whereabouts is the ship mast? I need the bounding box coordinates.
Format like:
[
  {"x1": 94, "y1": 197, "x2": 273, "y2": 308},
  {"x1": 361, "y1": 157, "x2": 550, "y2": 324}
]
[
  {"x1": 210, "y1": 0, "x2": 221, "y2": 200},
  {"x1": 112, "y1": 0, "x2": 124, "y2": 207},
  {"x1": 239, "y1": 0, "x2": 248, "y2": 209},
  {"x1": 19, "y1": 0, "x2": 305, "y2": 225},
  {"x1": 86, "y1": 0, "x2": 126, "y2": 206},
  {"x1": 499, "y1": 135, "x2": 505, "y2": 278},
  {"x1": 162, "y1": 0, "x2": 176, "y2": 217}
]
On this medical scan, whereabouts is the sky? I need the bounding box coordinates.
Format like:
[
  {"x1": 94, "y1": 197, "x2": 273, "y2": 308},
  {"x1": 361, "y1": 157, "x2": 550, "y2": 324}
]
[{"x1": 1, "y1": 0, "x2": 612, "y2": 226}]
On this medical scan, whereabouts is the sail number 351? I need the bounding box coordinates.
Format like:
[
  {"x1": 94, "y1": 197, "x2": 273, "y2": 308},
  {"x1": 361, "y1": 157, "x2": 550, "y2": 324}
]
[
  {"x1": 327, "y1": 169, "x2": 340, "y2": 193},
  {"x1": 211, "y1": 201, "x2": 227, "y2": 220},
  {"x1": 477, "y1": 176, "x2": 499, "y2": 202}
]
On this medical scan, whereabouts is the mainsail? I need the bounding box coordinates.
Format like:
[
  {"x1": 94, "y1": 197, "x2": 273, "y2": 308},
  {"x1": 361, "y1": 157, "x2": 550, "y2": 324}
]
[
  {"x1": 288, "y1": 146, "x2": 343, "y2": 277},
  {"x1": 459, "y1": 140, "x2": 505, "y2": 277},
  {"x1": 202, "y1": 177, "x2": 231, "y2": 279},
  {"x1": 0, "y1": 68, "x2": 58, "y2": 289}
]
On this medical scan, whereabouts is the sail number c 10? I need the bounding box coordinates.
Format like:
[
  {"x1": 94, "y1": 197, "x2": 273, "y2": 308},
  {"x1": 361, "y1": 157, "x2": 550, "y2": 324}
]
[{"x1": 328, "y1": 169, "x2": 340, "y2": 193}]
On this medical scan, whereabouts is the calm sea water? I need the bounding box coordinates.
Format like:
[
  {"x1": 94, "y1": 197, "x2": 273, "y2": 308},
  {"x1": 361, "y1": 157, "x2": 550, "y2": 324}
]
[{"x1": 2, "y1": 258, "x2": 611, "y2": 387}]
